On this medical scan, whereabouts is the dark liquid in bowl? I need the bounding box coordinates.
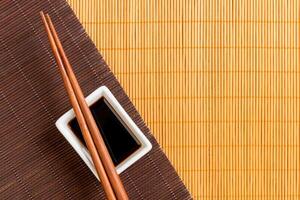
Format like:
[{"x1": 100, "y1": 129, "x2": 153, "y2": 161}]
[{"x1": 69, "y1": 98, "x2": 141, "y2": 166}]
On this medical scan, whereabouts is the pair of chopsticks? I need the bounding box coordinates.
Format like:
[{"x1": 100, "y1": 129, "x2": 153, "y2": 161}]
[{"x1": 40, "y1": 12, "x2": 128, "y2": 200}]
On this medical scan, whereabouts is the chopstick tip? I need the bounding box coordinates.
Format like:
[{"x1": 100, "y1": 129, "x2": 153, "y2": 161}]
[
  {"x1": 40, "y1": 11, "x2": 47, "y2": 23},
  {"x1": 45, "y1": 13, "x2": 52, "y2": 23},
  {"x1": 39, "y1": 11, "x2": 45, "y2": 17}
]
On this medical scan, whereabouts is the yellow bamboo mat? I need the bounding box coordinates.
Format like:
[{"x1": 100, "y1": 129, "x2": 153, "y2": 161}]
[{"x1": 67, "y1": 0, "x2": 300, "y2": 199}]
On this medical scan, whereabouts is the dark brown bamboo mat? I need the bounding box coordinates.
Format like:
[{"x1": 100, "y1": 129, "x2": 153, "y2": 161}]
[{"x1": 0, "y1": 0, "x2": 191, "y2": 199}]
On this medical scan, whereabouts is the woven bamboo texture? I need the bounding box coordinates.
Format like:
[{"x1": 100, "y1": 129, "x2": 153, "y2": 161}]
[
  {"x1": 67, "y1": 0, "x2": 300, "y2": 199},
  {"x1": 0, "y1": 0, "x2": 191, "y2": 199}
]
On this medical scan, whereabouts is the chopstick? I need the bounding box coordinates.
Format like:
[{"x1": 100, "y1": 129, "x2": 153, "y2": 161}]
[
  {"x1": 43, "y1": 14, "x2": 128, "y2": 200},
  {"x1": 40, "y1": 12, "x2": 128, "y2": 200},
  {"x1": 39, "y1": 12, "x2": 116, "y2": 200}
]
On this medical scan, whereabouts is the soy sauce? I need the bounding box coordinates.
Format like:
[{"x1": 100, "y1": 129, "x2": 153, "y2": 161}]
[{"x1": 69, "y1": 98, "x2": 141, "y2": 166}]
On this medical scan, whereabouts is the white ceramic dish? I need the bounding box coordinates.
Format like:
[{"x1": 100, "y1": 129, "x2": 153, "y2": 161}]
[{"x1": 56, "y1": 86, "x2": 152, "y2": 180}]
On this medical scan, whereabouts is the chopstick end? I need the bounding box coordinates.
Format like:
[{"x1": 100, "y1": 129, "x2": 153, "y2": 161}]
[{"x1": 39, "y1": 11, "x2": 45, "y2": 17}]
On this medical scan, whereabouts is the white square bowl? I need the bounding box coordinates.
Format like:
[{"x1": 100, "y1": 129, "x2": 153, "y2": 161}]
[{"x1": 55, "y1": 86, "x2": 152, "y2": 180}]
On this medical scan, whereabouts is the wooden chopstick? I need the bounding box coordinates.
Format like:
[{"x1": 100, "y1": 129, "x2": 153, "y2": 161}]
[
  {"x1": 43, "y1": 13, "x2": 129, "y2": 200},
  {"x1": 40, "y1": 12, "x2": 119, "y2": 200}
]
